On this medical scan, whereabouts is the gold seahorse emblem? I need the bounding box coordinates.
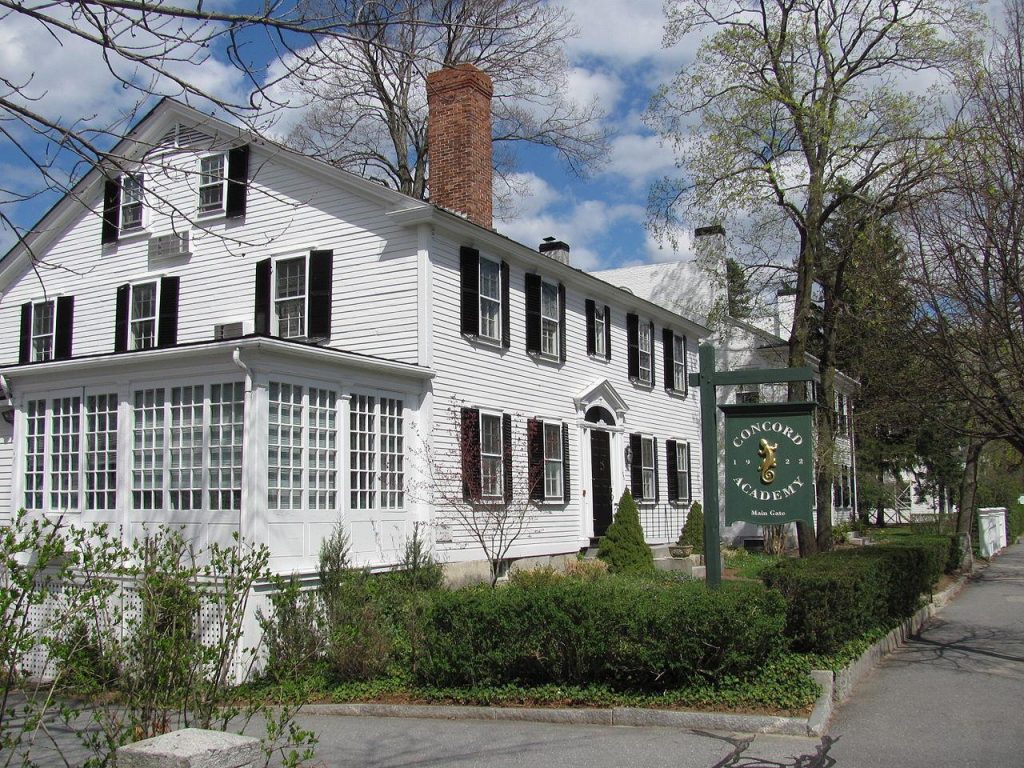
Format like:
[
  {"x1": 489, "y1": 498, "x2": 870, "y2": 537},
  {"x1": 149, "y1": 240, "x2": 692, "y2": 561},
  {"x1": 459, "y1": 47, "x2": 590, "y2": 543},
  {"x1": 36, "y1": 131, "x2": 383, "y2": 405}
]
[{"x1": 758, "y1": 439, "x2": 778, "y2": 484}]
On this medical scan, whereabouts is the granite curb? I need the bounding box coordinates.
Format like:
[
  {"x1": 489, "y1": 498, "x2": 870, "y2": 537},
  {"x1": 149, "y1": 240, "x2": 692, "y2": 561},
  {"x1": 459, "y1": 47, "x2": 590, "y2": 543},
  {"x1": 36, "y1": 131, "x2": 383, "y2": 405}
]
[{"x1": 300, "y1": 571, "x2": 973, "y2": 739}]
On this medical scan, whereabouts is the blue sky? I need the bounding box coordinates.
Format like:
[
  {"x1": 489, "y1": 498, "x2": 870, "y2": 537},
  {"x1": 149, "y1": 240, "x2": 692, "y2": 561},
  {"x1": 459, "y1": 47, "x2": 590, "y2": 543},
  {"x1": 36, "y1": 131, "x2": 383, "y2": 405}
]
[{"x1": 0, "y1": 0, "x2": 698, "y2": 269}]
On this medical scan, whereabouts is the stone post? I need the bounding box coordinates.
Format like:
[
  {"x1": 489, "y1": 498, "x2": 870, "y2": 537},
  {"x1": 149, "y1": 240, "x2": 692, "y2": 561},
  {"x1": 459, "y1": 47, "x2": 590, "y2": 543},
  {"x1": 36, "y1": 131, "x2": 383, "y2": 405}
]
[{"x1": 116, "y1": 728, "x2": 261, "y2": 768}]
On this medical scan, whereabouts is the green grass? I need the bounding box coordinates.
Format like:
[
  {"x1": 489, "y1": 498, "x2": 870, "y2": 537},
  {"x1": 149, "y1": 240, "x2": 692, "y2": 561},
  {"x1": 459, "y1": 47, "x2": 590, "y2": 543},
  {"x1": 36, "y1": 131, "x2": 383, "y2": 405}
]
[{"x1": 723, "y1": 548, "x2": 784, "y2": 579}]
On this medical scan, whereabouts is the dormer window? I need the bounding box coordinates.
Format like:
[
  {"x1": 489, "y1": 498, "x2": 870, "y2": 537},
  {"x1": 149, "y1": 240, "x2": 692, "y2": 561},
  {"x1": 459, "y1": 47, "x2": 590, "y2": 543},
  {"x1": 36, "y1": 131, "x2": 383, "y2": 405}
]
[
  {"x1": 199, "y1": 154, "x2": 226, "y2": 214},
  {"x1": 120, "y1": 173, "x2": 144, "y2": 231}
]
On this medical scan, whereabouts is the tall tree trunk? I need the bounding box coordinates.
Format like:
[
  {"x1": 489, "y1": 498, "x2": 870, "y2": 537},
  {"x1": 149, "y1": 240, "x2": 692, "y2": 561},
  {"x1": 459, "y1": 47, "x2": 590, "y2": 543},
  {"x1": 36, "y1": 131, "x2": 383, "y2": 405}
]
[{"x1": 957, "y1": 439, "x2": 984, "y2": 536}]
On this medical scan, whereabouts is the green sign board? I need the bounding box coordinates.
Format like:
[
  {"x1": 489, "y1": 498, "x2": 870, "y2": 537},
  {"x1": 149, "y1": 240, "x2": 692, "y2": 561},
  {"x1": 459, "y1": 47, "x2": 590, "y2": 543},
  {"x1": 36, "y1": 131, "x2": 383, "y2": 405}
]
[{"x1": 720, "y1": 402, "x2": 815, "y2": 526}]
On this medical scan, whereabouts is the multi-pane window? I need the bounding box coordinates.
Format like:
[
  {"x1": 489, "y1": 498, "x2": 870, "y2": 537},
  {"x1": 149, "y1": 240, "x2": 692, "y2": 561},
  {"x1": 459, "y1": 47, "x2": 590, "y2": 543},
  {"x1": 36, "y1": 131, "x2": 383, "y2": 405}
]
[
  {"x1": 480, "y1": 413, "x2": 503, "y2": 498},
  {"x1": 350, "y1": 394, "x2": 405, "y2": 510},
  {"x1": 209, "y1": 383, "x2": 244, "y2": 511},
  {"x1": 268, "y1": 382, "x2": 339, "y2": 512},
  {"x1": 275, "y1": 257, "x2": 307, "y2": 339},
  {"x1": 672, "y1": 334, "x2": 686, "y2": 391},
  {"x1": 24, "y1": 400, "x2": 46, "y2": 510},
  {"x1": 199, "y1": 154, "x2": 226, "y2": 213},
  {"x1": 641, "y1": 436, "x2": 655, "y2": 500},
  {"x1": 50, "y1": 397, "x2": 81, "y2": 511},
  {"x1": 543, "y1": 422, "x2": 563, "y2": 499},
  {"x1": 133, "y1": 388, "x2": 165, "y2": 510},
  {"x1": 541, "y1": 280, "x2": 560, "y2": 357},
  {"x1": 130, "y1": 282, "x2": 158, "y2": 350},
  {"x1": 308, "y1": 388, "x2": 337, "y2": 511},
  {"x1": 675, "y1": 442, "x2": 689, "y2": 502},
  {"x1": 594, "y1": 305, "x2": 606, "y2": 357},
  {"x1": 169, "y1": 386, "x2": 204, "y2": 511},
  {"x1": 380, "y1": 397, "x2": 404, "y2": 509},
  {"x1": 31, "y1": 301, "x2": 55, "y2": 362},
  {"x1": 85, "y1": 394, "x2": 118, "y2": 511},
  {"x1": 121, "y1": 173, "x2": 144, "y2": 231},
  {"x1": 479, "y1": 257, "x2": 501, "y2": 341},
  {"x1": 268, "y1": 382, "x2": 303, "y2": 511},
  {"x1": 638, "y1": 323, "x2": 652, "y2": 384}
]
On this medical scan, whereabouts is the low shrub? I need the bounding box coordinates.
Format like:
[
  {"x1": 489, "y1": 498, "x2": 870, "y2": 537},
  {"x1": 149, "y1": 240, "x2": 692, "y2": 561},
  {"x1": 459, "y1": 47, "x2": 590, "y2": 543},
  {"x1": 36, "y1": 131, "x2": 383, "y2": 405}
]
[
  {"x1": 598, "y1": 491, "x2": 655, "y2": 576},
  {"x1": 761, "y1": 540, "x2": 949, "y2": 654},
  {"x1": 680, "y1": 501, "x2": 704, "y2": 554},
  {"x1": 1008, "y1": 503, "x2": 1024, "y2": 542},
  {"x1": 415, "y1": 576, "x2": 787, "y2": 691}
]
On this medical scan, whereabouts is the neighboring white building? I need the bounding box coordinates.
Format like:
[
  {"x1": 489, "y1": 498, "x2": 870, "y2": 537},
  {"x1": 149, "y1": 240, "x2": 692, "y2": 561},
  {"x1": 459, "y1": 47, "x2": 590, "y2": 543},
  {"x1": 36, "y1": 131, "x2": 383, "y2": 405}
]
[
  {"x1": 0, "y1": 66, "x2": 707, "y2": 579},
  {"x1": 596, "y1": 234, "x2": 859, "y2": 543}
]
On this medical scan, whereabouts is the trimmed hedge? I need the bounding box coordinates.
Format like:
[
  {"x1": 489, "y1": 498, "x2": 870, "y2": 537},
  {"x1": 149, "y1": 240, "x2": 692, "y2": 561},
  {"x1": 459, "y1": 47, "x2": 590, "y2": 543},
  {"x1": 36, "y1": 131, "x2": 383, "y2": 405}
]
[
  {"x1": 416, "y1": 576, "x2": 787, "y2": 690},
  {"x1": 761, "y1": 538, "x2": 957, "y2": 655},
  {"x1": 1009, "y1": 503, "x2": 1024, "y2": 542}
]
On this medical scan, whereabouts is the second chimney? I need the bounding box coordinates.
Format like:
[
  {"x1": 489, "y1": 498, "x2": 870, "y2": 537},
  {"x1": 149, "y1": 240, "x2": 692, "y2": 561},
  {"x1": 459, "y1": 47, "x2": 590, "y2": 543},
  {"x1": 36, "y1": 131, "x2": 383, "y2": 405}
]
[
  {"x1": 539, "y1": 237, "x2": 571, "y2": 265},
  {"x1": 426, "y1": 63, "x2": 493, "y2": 229}
]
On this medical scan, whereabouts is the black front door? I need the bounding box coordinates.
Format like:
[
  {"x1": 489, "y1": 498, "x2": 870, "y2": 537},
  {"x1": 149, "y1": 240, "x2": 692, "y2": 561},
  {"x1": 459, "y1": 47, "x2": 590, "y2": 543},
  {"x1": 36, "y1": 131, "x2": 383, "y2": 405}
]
[{"x1": 590, "y1": 430, "x2": 613, "y2": 537}]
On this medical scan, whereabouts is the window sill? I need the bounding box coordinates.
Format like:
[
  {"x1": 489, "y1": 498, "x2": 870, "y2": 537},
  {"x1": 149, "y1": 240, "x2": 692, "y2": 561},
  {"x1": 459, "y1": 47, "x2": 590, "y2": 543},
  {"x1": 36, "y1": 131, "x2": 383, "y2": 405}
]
[
  {"x1": 118, "y1": 227, "x2": 150, "y2": 243},
  {"x1": 529, "y1": 351, "x2": 562, "y2": 365},
  {"x1": 630, "y1": 377, "x2": 654, "y2": 389},
  {"x1": 666, "y1": 387, "x2": 689, "y2": 399},
  {"x1": 587, "y1": 353, "x2": 610, "y2": 363},
  {"x1": 464, "y1": 333, "x2": 505, "y2": 351}
]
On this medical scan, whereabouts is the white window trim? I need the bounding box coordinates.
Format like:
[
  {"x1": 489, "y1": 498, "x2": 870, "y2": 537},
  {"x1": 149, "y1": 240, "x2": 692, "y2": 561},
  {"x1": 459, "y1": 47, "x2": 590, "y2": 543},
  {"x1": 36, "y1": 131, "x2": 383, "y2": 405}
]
[
  {"x1": 640, "y1": 434, "x2": 655, "y2": 501},
  {"x1": 593, "y1": 304, "x2": 606, "y2": 358},
  {"x1": 128, "y1": 280, "x2": 161, "y2": 351},
  {"x1": 540, "y1": 278, "x2": 560, "y2": 359},
  {"x1": 542, "y1": 420, "x2": 563, "y2": 501},
  {"x1": 478, "y1": 256, "x2": 502, "y2": 344},
  {"x1": 479, "y1": 410, "x2": 504, "y2": 499},
  {"x1": 120, "y1": 172, "x2": 145, "y2": 232},
  {"x1": 675, "y1": 440, "x2": 690, "y2": 504},
  {"x1": 197, "y1": 152, "x2": 228, "y2": 216},
  {"x1": 638, "y1": 322, "x2": 653, "y2": 385},
  {"x1": 271, "y1": 253, "x2": 311, "y2": 340},
  {"x1": 29, "y1": 299, "x2": 56, "y2": 363},
  {"x1": 672, "y1": 333, "x2": 687, "y2": 392}
]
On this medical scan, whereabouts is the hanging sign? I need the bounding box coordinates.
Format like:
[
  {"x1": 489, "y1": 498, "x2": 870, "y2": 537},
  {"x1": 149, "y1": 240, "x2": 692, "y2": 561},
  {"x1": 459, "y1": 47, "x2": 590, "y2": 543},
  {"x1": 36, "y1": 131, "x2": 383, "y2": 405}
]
[{"x1": 720, "y1": 402, "x2": 815, "y2": 526}]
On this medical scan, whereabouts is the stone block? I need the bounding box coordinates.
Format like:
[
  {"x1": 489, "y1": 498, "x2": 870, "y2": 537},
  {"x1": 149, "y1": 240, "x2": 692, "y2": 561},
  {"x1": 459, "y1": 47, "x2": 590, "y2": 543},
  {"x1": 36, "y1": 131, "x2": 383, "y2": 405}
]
[{"x1": 116, "y1": 728, "x2": 261, "y2": 768}]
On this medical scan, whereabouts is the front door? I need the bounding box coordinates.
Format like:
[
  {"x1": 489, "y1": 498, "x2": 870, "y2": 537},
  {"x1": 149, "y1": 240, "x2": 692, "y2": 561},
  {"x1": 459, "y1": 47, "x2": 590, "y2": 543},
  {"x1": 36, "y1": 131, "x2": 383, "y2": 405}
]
[{"x1": 590, "y1": 430, "x2": 613, "y2": 536}]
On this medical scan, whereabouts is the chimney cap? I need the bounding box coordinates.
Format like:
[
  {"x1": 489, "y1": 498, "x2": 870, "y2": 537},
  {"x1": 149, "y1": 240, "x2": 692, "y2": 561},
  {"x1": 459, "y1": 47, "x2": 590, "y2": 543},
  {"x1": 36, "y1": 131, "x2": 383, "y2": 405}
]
[
  {"x1": 694, "y1": 224, "x2": 725, "y2": 238},
  {"x1": 539, "y1": 237, "x2": 570, "y2": 253}
]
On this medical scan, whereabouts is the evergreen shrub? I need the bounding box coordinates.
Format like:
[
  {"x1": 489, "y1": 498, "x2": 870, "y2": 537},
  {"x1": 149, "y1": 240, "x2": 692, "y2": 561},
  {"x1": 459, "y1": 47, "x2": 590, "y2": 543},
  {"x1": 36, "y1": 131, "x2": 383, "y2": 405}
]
[
  {"x1": 679, "y1": 501, "x2": 704, "y2": 554},
  {"x1": 597, "y1": 491, "x2": 655, "y2": 575},
  {"x1": 1007, "y1": 503, "x2": 1024, "y2": 542},
  {"x1": 415, "y1": 577, "x2": 786, "y2": 690}
]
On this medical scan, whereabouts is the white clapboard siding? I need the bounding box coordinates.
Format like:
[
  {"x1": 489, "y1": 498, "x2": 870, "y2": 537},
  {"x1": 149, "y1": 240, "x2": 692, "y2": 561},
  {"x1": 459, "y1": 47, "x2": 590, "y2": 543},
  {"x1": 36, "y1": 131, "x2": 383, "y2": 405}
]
[
  {"x1": 0, "y1": 418, "x2": 12, "y2": 521},
  {"x1": 427, "y1": 233, "x2": 704, "y2": 558}
]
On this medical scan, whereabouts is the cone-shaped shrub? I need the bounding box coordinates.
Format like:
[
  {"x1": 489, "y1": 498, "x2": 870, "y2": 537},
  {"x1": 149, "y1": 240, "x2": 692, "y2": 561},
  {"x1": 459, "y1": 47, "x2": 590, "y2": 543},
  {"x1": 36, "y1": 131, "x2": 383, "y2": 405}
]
[
  {"x1": 680, "y1": 501, "x2": 704, "y2": 554},
  {"x1": 598, "y1": 490, "x2": 654, "y2": 575}
]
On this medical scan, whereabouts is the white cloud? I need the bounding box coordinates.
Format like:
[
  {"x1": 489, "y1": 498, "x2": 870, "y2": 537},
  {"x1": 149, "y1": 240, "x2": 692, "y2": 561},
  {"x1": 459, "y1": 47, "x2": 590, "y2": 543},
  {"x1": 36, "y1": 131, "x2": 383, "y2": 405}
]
[
  {"x1": 562, "y1": 0, "x2": 670, "y2": 65},
  {"x1": 566, "y1": 67, "x2": 623, "y2": 111},
  {"x1": 497, "y1": 195, "x2": 644, "y2": 270},
  {"x1": 644, "y1": 227, "x2": 695, "y2": 263},
  {"x1": 603, "y1": 132, "x2": 677, "y2": 186}
]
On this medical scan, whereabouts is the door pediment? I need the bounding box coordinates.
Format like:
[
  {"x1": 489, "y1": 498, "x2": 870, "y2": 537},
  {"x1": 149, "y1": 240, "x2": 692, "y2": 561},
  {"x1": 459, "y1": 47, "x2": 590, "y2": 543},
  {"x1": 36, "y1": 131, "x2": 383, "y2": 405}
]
[{"x1": 574, "y1": 378, "x2": 628, "y2": 423}]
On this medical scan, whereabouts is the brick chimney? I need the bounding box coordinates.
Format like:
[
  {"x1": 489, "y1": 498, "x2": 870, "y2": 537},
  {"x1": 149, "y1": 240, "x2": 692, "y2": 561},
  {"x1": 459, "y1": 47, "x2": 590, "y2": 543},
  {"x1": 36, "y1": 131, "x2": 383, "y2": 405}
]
[{"x1": 426, "y1": 63, "x2": 493, "y2": 229}]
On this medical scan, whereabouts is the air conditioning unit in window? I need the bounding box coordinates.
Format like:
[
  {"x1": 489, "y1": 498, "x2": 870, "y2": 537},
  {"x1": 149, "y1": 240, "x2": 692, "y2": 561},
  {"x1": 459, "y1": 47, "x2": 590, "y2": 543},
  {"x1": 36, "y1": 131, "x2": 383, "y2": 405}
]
[
  {"x1": 213, "y1": 320, "x2": 252, "y2": 340},
  {"x1": 148, "y1": 232, "x2": 190, "y2": 260}
]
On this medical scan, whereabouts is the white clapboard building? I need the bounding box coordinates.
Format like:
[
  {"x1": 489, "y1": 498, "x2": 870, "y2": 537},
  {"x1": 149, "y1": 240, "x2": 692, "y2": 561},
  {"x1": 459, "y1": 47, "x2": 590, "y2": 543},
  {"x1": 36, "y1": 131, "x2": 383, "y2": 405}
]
[{"x1": 0, "y1": 65, "x2": 708, "y2": 580}]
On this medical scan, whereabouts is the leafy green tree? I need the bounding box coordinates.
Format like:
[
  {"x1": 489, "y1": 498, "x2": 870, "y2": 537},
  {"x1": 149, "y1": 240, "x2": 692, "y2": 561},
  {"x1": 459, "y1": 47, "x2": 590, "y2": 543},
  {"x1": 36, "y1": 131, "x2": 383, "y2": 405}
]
[
  {"x1": 598, "y1": 491, "x2": 655, "y2": 576},
  {"x1": 648, "y1": 0, "x2": 983, "y2": 552}
]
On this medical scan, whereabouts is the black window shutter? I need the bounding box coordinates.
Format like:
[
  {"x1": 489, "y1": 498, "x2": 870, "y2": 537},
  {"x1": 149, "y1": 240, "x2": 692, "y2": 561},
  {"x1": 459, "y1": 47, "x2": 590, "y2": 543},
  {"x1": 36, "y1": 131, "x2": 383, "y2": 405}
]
[
  {"x1": 101, "y1": 179, "x2": 120, "y2": 244},
  {"x1": 561, "y1": 422, "x2": 570, "y2": 503},
  {"x1": 663, "y1": 327, "x2": 675, "y2": 390},
  {"x1": 604, "y1": 305, "x2": 612, "y2": 360},
  {"x1": 254, "y1": 258, "x2": 272, "y2": 335},
  {"x1": 527, "y1": 418, "x2": 544, "y2": 501},
  {"x1": 501, "y1": 261, "x2": 510, "y2": 349},
  {"x1": 461, "y1": 407, "x2": 481, "y2": 501},
  {"x1": 585, "y1": 299, "x2": 596, "y2": 355},
  {"x1": 626, "y1": 313, "x2": 639, "y2": 379},
  {"x1": 502, "y1": 413, "x2": 513, "y2": 502},
  {"x1": 226, "y1": 145, "x2": 249, "y2": 219},
  {"x1": 629, "y1": 432, "x2": 643, "y2": 499},
  {"x1": 653, "y1": 437, "x2": 660, "y2": 501},
  {"x1": 114, "y1": 284, "x2": 130, "y2": 352},
  {"x1": 558, "y1": 283, "x2": 566, "y2": 363},
  {"x1": 649, "y1": 320, "x2": 656, "y2": 385},
  {"x1": 308, "y1": 249, "x2": 334, "y2": 339},
  {"x1": 18, "y1": 303, "x2": 32, "y2": 364},
  {"x1": 460, "y1": 247, "x2": 480, "y2": 337},
  {"x1": 157, "y1": 276, "x2": 180, "y2": 348},
  {"x1": 666, "y1": 439, "x2": 678, "y2": 502},
  {"x1": 55, "y1": 296, "x2": 74, "y2": 360},
  {"x1": 524, "y1": 273, "x2": 541, "y2": 353},
  {"x1": 686, "y1": 442, "x2": 693, "y2": 502}
]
